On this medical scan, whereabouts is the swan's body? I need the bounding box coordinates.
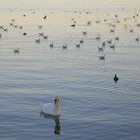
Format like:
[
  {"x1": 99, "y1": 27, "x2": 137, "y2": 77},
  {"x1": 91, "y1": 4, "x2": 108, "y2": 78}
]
[
  {"x1": 41, "y1": 96, "x2": 61, "y2": 117},
  {"x1": 42, "y1": 103, "x2": 55, "y2": 115}
]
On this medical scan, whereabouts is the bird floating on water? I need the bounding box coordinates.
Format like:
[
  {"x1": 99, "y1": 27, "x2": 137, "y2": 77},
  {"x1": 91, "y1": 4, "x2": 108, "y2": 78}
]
[
  {"x1": 71, "y1": 23, "x2": 75, "y2": 27},
  {"x1": 23, "y1": 32, "x2": 27, "y2": 36},
  {"x1": 99, "y1": 54, "x2": 105, "y2": 61},
  {"x1": 41, "y1": 96, "x2": 61, "y2": 117},
  {"x1": 110, "y1": 43, "x2": 115, "y2": 49},
  {"x1": 98, "y1": 46, "x2": 103, "y2": 51},
  {"x1": 35, "y1": 38, "x2": 40, "y2": 43},
  {"x1": 114, "y1": 74, "x2": 119, "y2": 83},
  {"x1": 50, "y1": 42, "x2": 54, "y2": 48},
  {"x1": 62, "y1": 44, "x2": 67, "y2": 49},
  {"x1": 80, "y1": 38, "x2": 83, "y2": 44},
  {"x1": 76, "y1": 43, "x2": 80, "y2": 48},
  {"x1": 13, "y1": 48, "x2": 19, "y2": 54},
  {"x1": 43, "y1": 15, "x2": 47, "y2": 19}
]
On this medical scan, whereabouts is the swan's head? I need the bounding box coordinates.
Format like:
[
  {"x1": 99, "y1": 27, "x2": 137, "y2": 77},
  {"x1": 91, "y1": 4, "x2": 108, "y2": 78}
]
[
  {"x1": 54, "y1": 96, "x2": 61, "y2": 116},
  {"x1": 54, "y1": 96, "x2": 60, "y2": 105}
]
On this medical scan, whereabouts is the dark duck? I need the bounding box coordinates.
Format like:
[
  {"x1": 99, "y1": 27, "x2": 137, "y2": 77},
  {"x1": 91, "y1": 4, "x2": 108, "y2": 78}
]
[{"x1": 114, "y1": 75, "x2": 119, "y2": 83}]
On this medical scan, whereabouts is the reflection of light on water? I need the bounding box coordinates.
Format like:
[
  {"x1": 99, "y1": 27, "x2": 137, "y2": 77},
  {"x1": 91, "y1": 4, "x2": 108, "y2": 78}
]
[{"x1": 40, "y1": 111, "x2": 61, "y2": 135}]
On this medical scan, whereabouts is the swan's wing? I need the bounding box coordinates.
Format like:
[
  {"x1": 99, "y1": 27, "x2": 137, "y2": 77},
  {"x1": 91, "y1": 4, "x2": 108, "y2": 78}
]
[{"x1": 42, "y1": 103, "x2": 55, "y2": 114}]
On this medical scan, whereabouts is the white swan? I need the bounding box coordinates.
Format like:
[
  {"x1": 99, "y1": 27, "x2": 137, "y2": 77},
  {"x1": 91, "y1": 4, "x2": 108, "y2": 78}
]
[{"x1": 41, "y1": 96, "x2": 61, "y2": 117}]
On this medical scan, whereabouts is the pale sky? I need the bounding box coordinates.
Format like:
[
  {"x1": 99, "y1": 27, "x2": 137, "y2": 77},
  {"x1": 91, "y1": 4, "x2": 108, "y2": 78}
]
[
  {"x1": 0, "y1": 0, "x2": 139, "y2": 10},
  {"x1": 3, "y1": 0, "x2": 139, "y2": 4}
]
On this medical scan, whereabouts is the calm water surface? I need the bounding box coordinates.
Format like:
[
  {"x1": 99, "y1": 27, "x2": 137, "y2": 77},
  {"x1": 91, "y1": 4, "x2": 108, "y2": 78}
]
[{"x1": 0, "y1": 7, "x2": 140, "y2": 140}]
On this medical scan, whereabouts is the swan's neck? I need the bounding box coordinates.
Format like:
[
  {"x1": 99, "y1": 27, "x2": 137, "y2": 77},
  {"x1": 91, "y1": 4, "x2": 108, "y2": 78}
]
[{"x1": 55, "y1": 101, "x2": 61, "y2": 115}]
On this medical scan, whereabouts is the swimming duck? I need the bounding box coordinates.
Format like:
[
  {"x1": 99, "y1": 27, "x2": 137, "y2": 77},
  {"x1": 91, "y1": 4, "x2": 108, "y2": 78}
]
[{"x1": 114, "y1": 75, "x2": 119, "y2": 83}]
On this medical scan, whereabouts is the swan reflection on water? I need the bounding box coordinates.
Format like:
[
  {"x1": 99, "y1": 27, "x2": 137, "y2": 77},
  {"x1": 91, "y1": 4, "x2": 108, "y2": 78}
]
[{"x1": 40, "y1": 111, "x2": 61, "y2": 135}]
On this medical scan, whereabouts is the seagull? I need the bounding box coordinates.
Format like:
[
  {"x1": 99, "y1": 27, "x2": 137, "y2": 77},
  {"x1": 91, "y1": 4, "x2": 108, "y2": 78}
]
[
  {"x1": 83, "y1": 31, "x2": 87, "y2": 35},
  {"x1": 98, "y1": 46, "x2": 103, "y2": 51},
  {"x1": 115, "y1": 36, "x2": 119, "y2": 41},
  {"x1": 23, "y1": 32, "x2": 27, "y2": 36},
  {"x1": 99, "y1": 54, "x2": 105, "y2": 61},
  {"x1": 43, "y1": 35, "x2": 48, "y2": 39},
  {"x1": 13, "y1": 48, "x2": 19, "y2": 54},
  {"x1": 76, "y1": 43, "x2": 80, "y2": 48},
  {"x1": 110, "y1": 43, "x2": 115, "y2": 49},
  {"x1": 43, "y1": 15, "x2": 47, "y2": 19},
  {"x1": 71, "y1": 23, "x2": 75, "y2": 27},
  {"x1": 35, "y1": 39, "x2": 40, "y2": 43},
  {"x1": 135, "y1": 36, "x2": 139, "y2": 42},
  {"x1": 95, "y1": 35, "x2": 100, "y2": 40},
  {"x1": 50, "y1": 42, "x2": 53, "y2": 48},
  {"x1": 80, "y1": 38, "x2": 83, "y2": 44},
  {"x1": 62, "y1": 44, "x2": 67, "y2": 49},
  {"x1": 38, "y1": 25, "x2": 43, "y2": 29}
]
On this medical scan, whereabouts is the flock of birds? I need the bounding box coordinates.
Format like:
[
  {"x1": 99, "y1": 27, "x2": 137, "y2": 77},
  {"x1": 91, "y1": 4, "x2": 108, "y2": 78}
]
[
  {"x1": 1, "y1": 8, "x2": 138, "y2": 88},
  {"x1": 0, "y1": 8, "x2": 139, "y2": 62}
]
